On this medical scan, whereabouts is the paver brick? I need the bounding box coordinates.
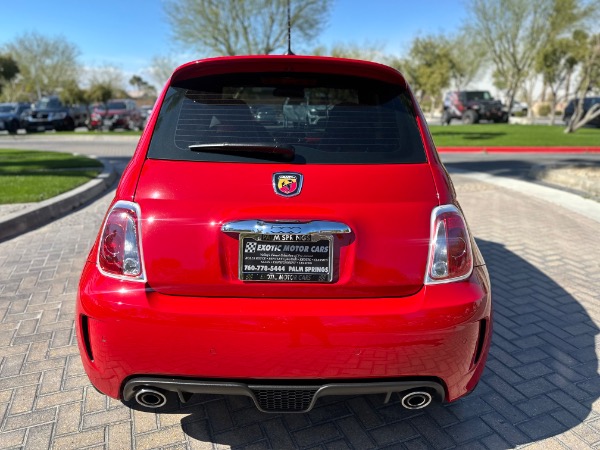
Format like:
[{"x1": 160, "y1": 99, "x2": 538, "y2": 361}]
[
  {"x1": 259, "y1": 417, "x2": 298, "y2": 449},
  {"x1": 107, "y1": 421, "x2": 133, "y2": 450},
  {"x1": 54, "y1": 402, "x2": 82, "y2": 436},
  {"x1": 38, "y1": 368, "x2": 65, "y2": 395},
  {"x1": 335, "y1": 416, "x2": 376, "y2": 449},
  {"x1": 133, "y1": 408, "x2": 158, "y2": 434},
  {"x1": 369, "y1": 421, "x2": 416, "y2": 447},
  {"x1": 3, "y1": 408, "x2": 56, "y2": 431},
  {"x1": 135, "y1": 425, "x2": 188, "y2": 449},
  {"x1": 24, "y1": 422, "x2": 54, "y2": 450},
  {"x1": 52, "y1": 428, "x2": 105, "y2": 450},
  {"x1": 36, "y1": 389, "x2": 83, "y2": 409},
  {"x1": 8, "y1": 385, "x2": 37, "y2": 415},
  {"x1": 82, "y1": 406, "x2": 131, "y2": 428},
  {"x1": 0, "y1": 428, "x2": 26, "y2": 449}
]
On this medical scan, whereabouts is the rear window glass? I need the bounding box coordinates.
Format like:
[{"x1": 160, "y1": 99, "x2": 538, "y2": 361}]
[{"x1": 148, "y1": 72, "x2": 426, "y2": 164}]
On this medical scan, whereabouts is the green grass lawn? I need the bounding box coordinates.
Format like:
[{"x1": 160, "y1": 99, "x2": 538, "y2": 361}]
[
  {"x1": 429, "y1": 124, "x2": 600, "y2": 147},
  {"x1": 0, "y1": 149, "x2": 103, "y2": 204}
]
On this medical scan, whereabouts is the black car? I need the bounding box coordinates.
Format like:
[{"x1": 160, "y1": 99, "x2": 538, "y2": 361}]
[
  {"x1": 563, "y1": 97, "x2": 600, "y2": 127},
  {"x1": 0, "y1": 102, "x2": 31, "y2": 134},
  {"x1": 442, "y1": 90, "x2": 508, "y2": 125},
  {"x1": 252, "y1": 105, "x2": 282, "y2": 125},
  {"x1": 25, "y1": 96, "x2": 89, "y2": 132}
]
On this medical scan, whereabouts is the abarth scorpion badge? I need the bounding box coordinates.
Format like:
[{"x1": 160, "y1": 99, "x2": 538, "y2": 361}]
[{"x1": 273, "y1": 172, "x2": 303, "y2": 197}]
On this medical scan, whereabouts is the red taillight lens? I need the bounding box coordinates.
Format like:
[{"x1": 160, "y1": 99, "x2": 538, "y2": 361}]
[
  {"x1": 97, "y1": 201, "x2": 145, "y2": 281},
  {"x1": 426, "y1": 205, "x2": 473, "y2": 284}
]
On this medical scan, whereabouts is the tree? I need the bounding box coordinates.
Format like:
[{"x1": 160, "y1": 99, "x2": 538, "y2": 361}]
[
  {"x1": 148, "y1": 55, "x2": 180, "y2": 89},
  {"x1": 129, "y1": 75, "x2": 156, "y2": 97},
  {"x1": 86, "y1": 65, "x2": 126, "y2": 93},
  {"x1": 313, "y1": 42, "x2": 385, "y2": 62},
  {"x1": 535, "y1": 33, "x2": 581, "y2": 125},
  {"x1": 59, "y1": 80, "x2": 87, "y2": 106},
  {"x1": 447, "y1": 32, "x2": 487, "y2": 91},
  {"x1": 4, "y1": 31, "x2": 80, "y2": 99},
  {"x1": 466, "y1": 0, "x2": 597, "y2": 115},
  {"x1": 393, "y1": 35, "x2": 454, "y2": 112},
  {"x1": 87, "y1": 82, "x2": 115, "y2": 122},
  {"x1": 465, "y1": 0, "x2": 557, "y2": 113},
  {"x1": 0, "y1": 54, "x2": 19, "y2": 95},
  {"x1": 164, "y1": 0, "x2": 332, "y2": 55},
  {"x1": 565, "y1": 33, "x2": 600, "y2": 132}
]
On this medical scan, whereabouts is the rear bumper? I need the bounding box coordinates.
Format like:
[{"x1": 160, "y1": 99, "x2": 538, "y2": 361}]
[{"x1": 76, "y1": 262, "x2": 492, "y2": 403}]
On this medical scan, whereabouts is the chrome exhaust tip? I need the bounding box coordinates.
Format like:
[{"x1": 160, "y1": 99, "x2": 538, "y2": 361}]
[
  {"x1": 134, "y1": 388, "x2": 168, "y2": 409},
  {"x1": 400, "y1": 391, "x2": 432, "y2": 410}
]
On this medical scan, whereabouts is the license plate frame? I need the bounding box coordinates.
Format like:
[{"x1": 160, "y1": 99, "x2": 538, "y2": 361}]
[{"x1": 239, "y1": 233, "x2": 333, "y2": 282}]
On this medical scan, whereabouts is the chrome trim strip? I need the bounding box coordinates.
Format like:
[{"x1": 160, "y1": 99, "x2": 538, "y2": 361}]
[{"x1": 222, "y1": 220, "x2": 351, "y2": 235}]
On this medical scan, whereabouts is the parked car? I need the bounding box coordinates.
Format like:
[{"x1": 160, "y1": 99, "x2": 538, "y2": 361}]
[
  {"x1": 510, "y1": 101, "x2": 529, "y2": 116},
  {"x1": 77, "y1": 55, "x2": 492, "y2": 413},
  {"x1": 25, "y1": 96, "x2": 88, "y2": 132},
  {"x1": 282, "y1": 96, "x2": 330, "y2": 126},
  {"x1": 252, "y1": 105, "x2": 282, "y2": 125},
  {"x1": 442, "y1": 90, "x2": 508, "y2": 124},
  {"x1": 25, "y1": 96, "x2": 89, "y2": 132},
  {"x1": 88, "y1": 99, "x2": 144, "y2": 131},
  {"x1": 563, "y1": 97, "x2": 600, "y2": 127},
  {"x1": 0, "y1": 102, "x2": 30, "y2": 134}
]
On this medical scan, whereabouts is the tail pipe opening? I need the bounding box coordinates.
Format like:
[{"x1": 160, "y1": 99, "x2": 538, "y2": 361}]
[
  {"x1": 134, "y1": 388, "x2": 168, "y2": 409},
  {"x1": 400, "y1": 390, "x2": 433, "y2": 409}
]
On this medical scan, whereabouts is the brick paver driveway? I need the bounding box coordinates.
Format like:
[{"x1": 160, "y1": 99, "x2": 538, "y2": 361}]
[{"x1": 0, "y1": 144, "x2": 599, "y2": 448}]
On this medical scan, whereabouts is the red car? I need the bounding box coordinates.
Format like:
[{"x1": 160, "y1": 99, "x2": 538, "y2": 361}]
[
  {"x1": 76, "y1": 55, "x2": 492, "y2": 413},
  {"x1": 88, "y1": 99, "x2": 144, "y2": 131}
]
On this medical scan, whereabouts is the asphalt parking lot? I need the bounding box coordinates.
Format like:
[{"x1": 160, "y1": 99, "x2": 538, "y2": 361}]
[{"x1": 0, "y1": 138, "x2": 599, "y2": 449}]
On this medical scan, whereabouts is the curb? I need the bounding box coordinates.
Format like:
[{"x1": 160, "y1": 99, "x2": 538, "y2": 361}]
[
  {"x1": 448, "y1": 168, "x2": 600, "y2": 223},
  {"x1": 530, "y1": 163, "x2": 600, "y2": 201},
  {"x1": 0, "y1": 160, "x2": 117, "y2": 242}
]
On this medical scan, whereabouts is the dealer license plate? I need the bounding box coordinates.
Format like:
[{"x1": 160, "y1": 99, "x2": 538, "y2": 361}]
[{"x1": 240, "y1": 234, "x2": 333, "y2": 282}]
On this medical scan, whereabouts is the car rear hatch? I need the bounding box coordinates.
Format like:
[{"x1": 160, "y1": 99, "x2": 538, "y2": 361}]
[{"x1": 134, "y1": 59, "x2": 439, "y2": 299}]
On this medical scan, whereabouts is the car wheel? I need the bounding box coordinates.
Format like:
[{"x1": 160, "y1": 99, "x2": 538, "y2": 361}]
[
  {"x1": 463, "y1": 110, "x2": 479, "y2": 124},
  {"x1": 441, "y1": 111, "x2": 451, "y2": 125},
  {"x1": 8, "y1": 119, "x2": 19, "y2": 134},
  {"x1": 63, "y1": 117, "x2": 75, "y2": 131},
  {"x1": 126, "y1": 118, "x2": 138, "y2": 131}
]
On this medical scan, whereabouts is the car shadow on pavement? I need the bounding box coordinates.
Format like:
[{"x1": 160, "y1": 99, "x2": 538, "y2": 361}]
[
  {"x1": 445, "y1": 158, "x2": 600, "y2": 181},
  {"x1": 132, "y1": 238, "x2": 599, "y2": 449}
]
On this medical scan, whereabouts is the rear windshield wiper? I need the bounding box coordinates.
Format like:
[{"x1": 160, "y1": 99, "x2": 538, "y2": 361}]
[{"x1": 188, "y1": 142, "x2": 295, "y2": 161}]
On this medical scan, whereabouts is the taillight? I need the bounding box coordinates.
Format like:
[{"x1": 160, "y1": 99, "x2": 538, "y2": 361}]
[
  {"x1": 425, "y1": 205, "x2": 473, "y2": 284},
  {"x1": 97, "y1": 201, "x2": 145, "y2": 281}
]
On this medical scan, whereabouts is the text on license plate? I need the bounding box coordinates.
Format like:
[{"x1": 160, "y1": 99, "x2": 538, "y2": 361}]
[{"x1": 240, "y1": 234, "x2": 333, "y2": 282}]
